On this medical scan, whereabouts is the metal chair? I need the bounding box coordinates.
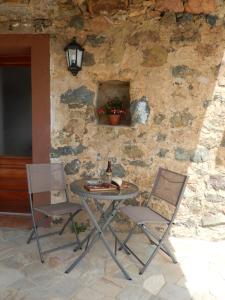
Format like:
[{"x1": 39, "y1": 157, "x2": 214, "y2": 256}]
[
  {"x1": 26, "y1": 163, "x2": 83, "y2": 263},
  {"x1": 119, "y1": 167, "x2": 188, "y2": 275}
]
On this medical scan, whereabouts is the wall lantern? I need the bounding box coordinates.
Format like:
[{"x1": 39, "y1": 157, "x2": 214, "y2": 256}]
[{"x1": 64, "y1": 37, "x2": 84, "y2": 76}]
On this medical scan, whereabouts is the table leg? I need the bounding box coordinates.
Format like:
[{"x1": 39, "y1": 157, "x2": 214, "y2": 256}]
[
  {"x1": 66, "y1": 200, "x2": 116, "y2": 273},
  {"x1": 81, "y1": 197, "x2": 132, "y2": 280},
  {"x1": 94, "y1": 199, "x2": 130, "y2": 255},
  {"x1": 73, "y1": 200, "x2": 114, "y2": 252},
  {"x1": 65, "y1": 197, "x2": 132, "y2": 280}
]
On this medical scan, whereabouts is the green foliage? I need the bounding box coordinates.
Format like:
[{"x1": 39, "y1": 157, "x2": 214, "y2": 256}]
[
  {"x1": 97, "y1": 97, "x2": 126, "y2": 115},
  {"x1": 71, "y1": 222, "x2": 87, "y2": 234}
]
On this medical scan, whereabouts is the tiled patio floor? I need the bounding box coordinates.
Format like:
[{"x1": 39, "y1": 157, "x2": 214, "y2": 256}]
[{"x1": 0, "y1": 227, "x2": 225, "y2": 300}]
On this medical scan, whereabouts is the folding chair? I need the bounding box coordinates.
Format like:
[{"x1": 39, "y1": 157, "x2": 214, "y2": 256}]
[
  {"x1": 119, "y1": 167, "x2": 188, "y2": 275},
  {"x1": 26, "y1": 163, "x2": 83, "y2": 263}
]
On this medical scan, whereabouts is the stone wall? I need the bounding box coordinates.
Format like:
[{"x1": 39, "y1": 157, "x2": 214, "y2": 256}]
[{"x1": 1, "y1": 0, "x2": 225, "y2": 239}]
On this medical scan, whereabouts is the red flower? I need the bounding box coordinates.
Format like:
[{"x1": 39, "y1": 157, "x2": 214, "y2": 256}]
[
  {"x1": 110, "y1": 108, "x2": 117, "y2": 115},
  {"x1": 97, "y1": 98, "x2": 127, "y2": 115},
  {"x1": 97, "y1": 107, "x2": 105, "y2": 114}
]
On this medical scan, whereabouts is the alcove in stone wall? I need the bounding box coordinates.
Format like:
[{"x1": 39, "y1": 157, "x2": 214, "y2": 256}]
[{"x1": 96, "y1": 80, "x2": 131, "y2": 126}]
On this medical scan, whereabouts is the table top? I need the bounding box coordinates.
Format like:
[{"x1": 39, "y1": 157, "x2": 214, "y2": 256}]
[{"x1": 70, "y1": 179, "x2": 139, "y2": 201}]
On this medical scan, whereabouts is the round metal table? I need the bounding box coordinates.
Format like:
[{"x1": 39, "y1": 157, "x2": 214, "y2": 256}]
[
  {"x1": 66, "y1": 179, "x2": 139, "y2": 280},
  {"x1": 70, "y1": 179, "x2": 139, "y2": 201}
]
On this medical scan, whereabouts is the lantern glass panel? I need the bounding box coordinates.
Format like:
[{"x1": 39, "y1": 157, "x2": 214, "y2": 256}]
[
  {"x1": 69, "y1": 49, "x2": 77, "y2": 66},
  {"x1": 66, "y1": 51, "x2": 70, "y2": 67},
  {"x1": 76, "y1": 50, "x2": 83, "y2": 68}
]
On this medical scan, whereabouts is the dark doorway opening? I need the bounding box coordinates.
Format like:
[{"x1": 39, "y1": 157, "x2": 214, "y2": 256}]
[{"x1": 0, "y1": 67, "x2": 32, "y2": 157}]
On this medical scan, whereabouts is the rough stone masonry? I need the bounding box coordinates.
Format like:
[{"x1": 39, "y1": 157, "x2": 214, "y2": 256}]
[{"x1": 1, "y1": 0, "x2": 225, "y2": 239}]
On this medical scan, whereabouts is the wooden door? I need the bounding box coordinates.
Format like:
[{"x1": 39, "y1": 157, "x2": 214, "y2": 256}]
[
  {"x1": 0, "y1": 35, "x2": 50, "y2": 217},
  {"x1": 0, "y1": 156, "x2": 32, "y2": 213}
]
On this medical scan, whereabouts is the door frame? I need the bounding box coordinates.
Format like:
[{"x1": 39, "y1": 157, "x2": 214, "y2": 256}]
[{"x1": 0, "y1": 34, "x2": 50, "y2": 208}]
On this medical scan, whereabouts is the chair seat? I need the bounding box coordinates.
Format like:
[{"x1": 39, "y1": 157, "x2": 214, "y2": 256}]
[
  {"x1": 120, "y1": 205, "x2": 169, "y2": 225},
  {"x1": 34, "y1": 202, "x2": 82, "y2": 217}
]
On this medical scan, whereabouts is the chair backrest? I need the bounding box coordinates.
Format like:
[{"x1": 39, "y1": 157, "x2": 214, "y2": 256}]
[
  {"x1": 151, "y1": 168, "x2": 188, "y2": 209},
  {"x1": 26, "y1": 163, "x2": 66, "y2": 194}
]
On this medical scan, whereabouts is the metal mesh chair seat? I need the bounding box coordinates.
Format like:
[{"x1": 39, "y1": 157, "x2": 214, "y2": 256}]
[
  {"x1": 119, "y1": 167, "x2": 188, "y2": 275},
  {"x1": 34, "y1": 202, "x2": 82, "y2": 217},
  {"x1": 120, "y1": 205, "x2": 169, "y2": 225}
]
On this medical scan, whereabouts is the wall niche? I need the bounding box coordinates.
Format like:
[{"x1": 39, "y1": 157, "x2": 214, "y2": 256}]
[{"x1": 96, "y1": 80, "x2": 131, "y2": 126}]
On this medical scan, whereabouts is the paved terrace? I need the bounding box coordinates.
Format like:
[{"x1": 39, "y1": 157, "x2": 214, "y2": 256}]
[{"x1": 0, "y1": 227, "x2": 224, "y2": 300}]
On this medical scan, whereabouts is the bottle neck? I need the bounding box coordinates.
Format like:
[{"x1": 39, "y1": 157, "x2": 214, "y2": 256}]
[{"x1": 106, "y1": 161, "x2": 112, "y2": 173}]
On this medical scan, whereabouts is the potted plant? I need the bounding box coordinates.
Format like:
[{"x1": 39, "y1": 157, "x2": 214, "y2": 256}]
[{"x1": 97, "y1": 97, "x2": 126, "y2": 125}]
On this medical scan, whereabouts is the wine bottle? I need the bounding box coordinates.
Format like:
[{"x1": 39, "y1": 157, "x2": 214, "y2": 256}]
[{"x1": 105, "y1": 161, "x2": 112, "y2": 183}]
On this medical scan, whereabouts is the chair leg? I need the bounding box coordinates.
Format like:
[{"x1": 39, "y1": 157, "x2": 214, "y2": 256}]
[
  {"x1": 139, "y1": 225, "x2": 173, "y2": 275},
  {"x1": 115, "y1": 237, "x2": 117, "y2": 255},
  {"x1": 139, "y1": 243, "x2": 159, "y2": 275},
  {"x1": 118, "y1": 224, "x2": 137, "y2": 251},
  {"x1": 142, "y1": 225, "x2": 177, "y2": 264},
  {"x1": 93, "y1": 199, "x2": 130, "y2": 255},
  {"x1": 58, "y1": 211, "x2": 82, "y2": 250},
  {"x1": 30, "y1": 211, "x2": 44, "y2": 263},
  {"x1": 27, "y1": 216, "x2": 48, "y2": 244},
  {"x1": 59, "y1": 214, "x2": 73, "y2": 235},
  {"x1": 27, "y1": 228, "x2": 35, "y2": 244},
  {"x1": 163, "y1": 245, "x2": 177, "y2": 263}
]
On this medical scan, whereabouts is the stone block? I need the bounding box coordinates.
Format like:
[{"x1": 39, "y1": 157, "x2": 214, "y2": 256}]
[
  {"x1": 175, "y1": 148, "x2": 191, "y2": 161},
  {"x1": 205, "y1": 14, "x2": 217, "y2": 27},
  {"x1": 0, "y1": 0, "x2": 29, "y2": 3},
  {"x1": 205, "y1": 191, "x2": 225, "y2": 203},
  {"x1": 90, "y1": 16, "x2": 111, "y2": 33},
  {"x1": 172, "y1": 65, "x2": 196, "y2": 78},
  {"x1": 170, "y1": 27, "x2": 201, "y2": 44},
  {"x1": 83, "y1": 161, "x2": 95, "y2": 171},
  {"x1": 154, "y1": 114, "x2": 165, "y2": 125},
  {"x1": 220, "y1": 133, "x2": 225, "y2": 147},
  {"x1": 128, "y1": 7, "x2": 147, "y2": 17},
  {"x1": 210, "y1": 175, "x2": 225, "y2": 191},
  {"x1": 72, "y1": 0, "x2": 87, "y2": 14},
  {"x1": 160, "y1": 12, "x2": 176, "y2": 25},
  {"x1": 176, "y1": 13, "x2": 193, "y2": 23},
  {"x1": 123, "y1": 145, "x2": 144, "y2": 159},
  {"x1": 127, "y1": 30, "x2": 160, "y2": 46},
  {"x1": 191, "y1": 147, "x2": 209, "y2": 163},
  {"x1": 64, "y1": 159, "x2": 81, "y2": 175},
  {"x1": 112, "y1": 164, "x2": 126, "y2": 177},
  {"x1": 87, "y1": 34, "x2": 106, "y2": 47},
  {"x1": 61, "y1": 86, "x2": 95, "y2": 107},
  {"x1": 51, "y1": 144, "x2": 86, "y2": 158},
  {"x1": 201, "y1": 215, "x2": 225, "y2": 227},
  {"x1": 0, "y1": 16, "x2": 8, "y2": 22},
  {"x1": 155, "y1": 0, "x2": 184, "y2": 13},
  {"x1": 83, "y1": 51, "x2": 95, "y2": 66},
  {"x1": 129, "y1": 160, "x2": 149, "y2": 167},
  {"x1": 142, "y1": 45, "x2": 168, "y2": 67},
  {"x1": 156, "y1": 132, "x2": 167, "y2": 141},
  {"x1": 202, "y1": 99, "x2": 212, "y2": 108},
  {"x1": 170, "y1": 109, "x2": 194, "y2": 128},
  {"x1": 70, "y1": 15, "x2": 84, "y2": 30},
  {"x1": 185, "y1": 0, "x2": 216, "y2": 14},
  {"x1": 130, "y1": 96, "x2": 150, "y2": 125},
  {"x1": 88, "y1": 0, "x2": 128, "y2": 15},
  {"x1": 157, "y1": 148, "x2": 169, "y2": 157},
  {"x1": 33, "y1": 18, "x2": 52, "y2": 32}
]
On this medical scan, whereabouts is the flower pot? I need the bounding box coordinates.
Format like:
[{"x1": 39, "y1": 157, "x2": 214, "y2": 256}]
[{"x1": 108, "y1": 114, "x2": 121, "y2": 126}]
